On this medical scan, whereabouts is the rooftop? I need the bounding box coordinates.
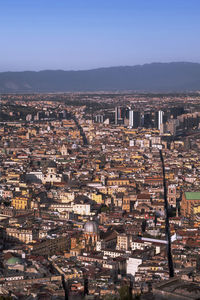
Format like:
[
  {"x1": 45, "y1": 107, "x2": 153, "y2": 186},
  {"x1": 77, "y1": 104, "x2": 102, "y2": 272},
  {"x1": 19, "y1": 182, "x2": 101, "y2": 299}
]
[{"x1": 185, "y1": 192, "x2": 200, "y2": 200}]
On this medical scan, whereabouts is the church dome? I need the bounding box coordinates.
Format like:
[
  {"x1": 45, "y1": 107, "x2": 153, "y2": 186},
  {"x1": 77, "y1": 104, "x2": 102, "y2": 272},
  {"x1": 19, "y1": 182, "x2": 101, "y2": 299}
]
[
  {"x1": 84, "y1": 221, "x2": 98, "y2": 234},
  {"x1": 47, "y1": 161, "x2": 57, "y2": 168}
]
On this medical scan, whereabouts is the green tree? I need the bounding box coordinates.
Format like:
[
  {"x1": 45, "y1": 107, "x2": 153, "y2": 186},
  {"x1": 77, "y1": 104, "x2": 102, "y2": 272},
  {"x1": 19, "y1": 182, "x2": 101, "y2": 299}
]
[{"x1": 119, "y1": 285, "x2": 132, "y2": 300}]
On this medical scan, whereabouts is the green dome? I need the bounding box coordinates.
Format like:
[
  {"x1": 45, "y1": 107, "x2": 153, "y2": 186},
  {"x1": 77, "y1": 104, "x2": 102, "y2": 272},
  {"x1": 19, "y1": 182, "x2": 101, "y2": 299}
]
[{"x1": 6, "y1": 256, "x2": 22, "y2": 266}]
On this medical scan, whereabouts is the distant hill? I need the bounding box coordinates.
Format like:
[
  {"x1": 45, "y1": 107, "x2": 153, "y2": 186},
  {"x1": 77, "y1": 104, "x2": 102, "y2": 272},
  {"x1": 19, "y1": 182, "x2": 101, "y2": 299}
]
[{"x1": 0, "y1": 62, "x2": 200, "y2": 93}]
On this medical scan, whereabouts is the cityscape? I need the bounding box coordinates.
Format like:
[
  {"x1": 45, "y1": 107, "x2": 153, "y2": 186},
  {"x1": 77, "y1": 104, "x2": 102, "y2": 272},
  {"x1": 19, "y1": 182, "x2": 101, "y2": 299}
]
[
  {"x1": 1, "y1": 0, "x2": 200, "y2": 299},
  {"x1": 0, "y1": 93, "x2": 200, "y2": 298}
]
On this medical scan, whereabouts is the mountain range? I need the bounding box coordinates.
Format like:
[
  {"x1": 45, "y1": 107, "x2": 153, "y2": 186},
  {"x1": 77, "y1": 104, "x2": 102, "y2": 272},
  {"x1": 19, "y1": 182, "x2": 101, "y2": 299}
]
[{"x1": 0, "y1": 62, "x2": 200, "y2": 93}]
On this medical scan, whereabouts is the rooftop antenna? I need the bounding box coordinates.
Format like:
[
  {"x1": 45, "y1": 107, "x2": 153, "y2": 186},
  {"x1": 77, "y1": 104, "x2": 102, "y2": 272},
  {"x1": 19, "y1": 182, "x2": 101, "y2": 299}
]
[{"x1": 160, "y1": 149, "x2": 174, "y2": 278}]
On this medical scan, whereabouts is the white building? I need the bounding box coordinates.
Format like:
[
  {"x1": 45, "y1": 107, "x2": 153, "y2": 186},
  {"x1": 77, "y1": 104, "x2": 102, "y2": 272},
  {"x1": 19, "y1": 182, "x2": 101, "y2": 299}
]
[
  {"x1": 129, "y1": 110, "x2": 134, "y2": 128},
  {"x1": 158, "y1": 110, "x2": 164, "y2": 130},
  {"x1": 43, "y1": 163, "x2": 62, "y2": 184},
  {"x1": 126, "y1": 257, "x2": 142, "y2": 277},
  {"x1": 26, "y1": 160, "x2": 63, "y2": 185},
  {"x1": 72, "y1": 203, "x2": 91, "y2": 216}
]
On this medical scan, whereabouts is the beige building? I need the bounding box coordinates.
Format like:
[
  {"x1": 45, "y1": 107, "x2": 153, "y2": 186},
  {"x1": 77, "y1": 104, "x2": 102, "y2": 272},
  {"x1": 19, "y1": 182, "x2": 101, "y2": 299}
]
[
  {"x1": 116, "y1": 233, "x2": 131, "y2": 251},
  {"x1": 5, "y1": 227, "x2": 38, "y2": 244}
]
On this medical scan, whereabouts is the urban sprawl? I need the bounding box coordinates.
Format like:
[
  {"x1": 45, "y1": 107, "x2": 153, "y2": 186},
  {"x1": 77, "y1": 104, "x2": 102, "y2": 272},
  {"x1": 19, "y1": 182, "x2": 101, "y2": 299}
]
[{"x1": 0, "y1": 93, "x2": 200, "y2": 299}]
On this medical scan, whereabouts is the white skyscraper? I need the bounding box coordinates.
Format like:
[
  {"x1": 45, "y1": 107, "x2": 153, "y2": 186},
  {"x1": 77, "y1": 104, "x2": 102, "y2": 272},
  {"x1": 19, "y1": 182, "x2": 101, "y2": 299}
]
[
  {"x1": 158, "y1": 110, "x2": 164, "y2": 130},
  {"x1": 129, "y1": 110, "x2": 134, "y2": 128}
]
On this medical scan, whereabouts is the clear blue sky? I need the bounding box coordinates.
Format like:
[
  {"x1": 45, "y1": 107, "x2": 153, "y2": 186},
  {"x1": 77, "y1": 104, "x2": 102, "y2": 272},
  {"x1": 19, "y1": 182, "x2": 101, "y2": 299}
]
[{"x1": 0, "y1": 0, "x2": 200, "y2": 71}]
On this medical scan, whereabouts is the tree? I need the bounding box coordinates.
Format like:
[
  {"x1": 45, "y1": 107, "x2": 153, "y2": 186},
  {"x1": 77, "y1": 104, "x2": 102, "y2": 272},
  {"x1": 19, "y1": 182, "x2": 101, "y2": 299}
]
[{"x1": 119, "y1": 285, "x2": 132, "y2": 300}]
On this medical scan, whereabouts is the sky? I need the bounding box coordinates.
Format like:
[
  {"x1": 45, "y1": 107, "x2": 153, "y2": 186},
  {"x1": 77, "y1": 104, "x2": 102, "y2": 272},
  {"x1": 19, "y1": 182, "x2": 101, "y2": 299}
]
[{"x1": 0, "y1": 0, "x2": 200, "y2": 71}]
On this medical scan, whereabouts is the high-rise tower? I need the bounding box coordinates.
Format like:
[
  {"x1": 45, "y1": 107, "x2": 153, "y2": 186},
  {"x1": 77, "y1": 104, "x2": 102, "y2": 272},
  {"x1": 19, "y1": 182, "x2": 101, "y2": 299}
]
[
  {"x1": 129, "y1": 110, "x2": 134, "y2": 128},
  {"x1": 158, "y1": 110, "x2": 164, "y2": 130}
]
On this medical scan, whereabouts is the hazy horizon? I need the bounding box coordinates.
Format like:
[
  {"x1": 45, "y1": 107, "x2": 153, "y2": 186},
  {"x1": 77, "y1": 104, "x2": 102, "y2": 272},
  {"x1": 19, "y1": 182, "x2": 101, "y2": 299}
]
[{"x1": 1, "y1": 61, "x2": 200, "y2": 73}]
